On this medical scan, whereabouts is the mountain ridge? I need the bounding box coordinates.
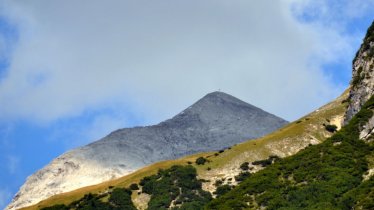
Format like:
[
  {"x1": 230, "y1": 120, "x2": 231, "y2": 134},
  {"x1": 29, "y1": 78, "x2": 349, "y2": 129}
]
[
  {"x1": 20, "y1": 88, "x2": 348, "y2": 210},
  {"x1": 7, "y1": 91, "x2": 287, "y2": 210}
]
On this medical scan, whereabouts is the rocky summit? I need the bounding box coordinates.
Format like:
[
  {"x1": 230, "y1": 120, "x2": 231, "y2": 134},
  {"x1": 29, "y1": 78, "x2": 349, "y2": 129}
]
[{"x1": 7, "y1": 91, "x2": 287, "y2": 210}]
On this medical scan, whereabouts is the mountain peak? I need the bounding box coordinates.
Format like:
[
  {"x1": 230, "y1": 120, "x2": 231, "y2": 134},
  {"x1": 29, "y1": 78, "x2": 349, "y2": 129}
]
[
  {"x1": 7, "y1": 92, "x2": 287, "y2": 210},
  {"x1": 204, "y1": 91, "x2": 232, "y2": 98},
  {"x1": 187, "y1": 91, "x2": 259, "y2": 113},
  {"x1": 198, "y1": 91, "x2": 249, "y2": 105}
]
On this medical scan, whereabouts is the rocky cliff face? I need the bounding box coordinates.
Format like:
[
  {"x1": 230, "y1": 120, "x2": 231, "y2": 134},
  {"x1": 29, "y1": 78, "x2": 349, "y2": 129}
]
[
  {"x1": 7, "y1": 91, "x2": 287, "y2": 210},
  {"x1": 345, "y1": 21, "x2": 374, "y2": 141}
]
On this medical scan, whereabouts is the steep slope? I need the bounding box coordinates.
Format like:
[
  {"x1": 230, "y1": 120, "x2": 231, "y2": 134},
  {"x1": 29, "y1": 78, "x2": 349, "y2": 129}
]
[
  {"x1": 22, "y1": 87, "x2": 348, "y2": 210},
  {"x1": 207, "y1": 95, "x2": 374, "y2": 210},
  {"x1": 344, "y1": 19, "x2": 374, "y2": 190},
  {"x1": 8, "y1": 91, "x2": 287, "y2": 210},
  {"x1": 345, "y1": 21, "x2": 374, "y2": 135},
  {"x1": 198, "y1": 90, "x2": 348, "y2": 193}
]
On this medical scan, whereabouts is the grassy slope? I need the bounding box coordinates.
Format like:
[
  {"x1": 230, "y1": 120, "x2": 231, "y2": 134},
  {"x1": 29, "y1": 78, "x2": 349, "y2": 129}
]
[
  {"x1": 21, "y1": 152, "x2": 213, "y2": 210},
  {"x1": 197, "y1": 89, "x2": 349, "y2": 191},
  {"x1": 206, "y1": 93, "x2": 374, "y2": 210},
  {"x1": 22, "y1": 90, "x2": 349, "y2": 210}
]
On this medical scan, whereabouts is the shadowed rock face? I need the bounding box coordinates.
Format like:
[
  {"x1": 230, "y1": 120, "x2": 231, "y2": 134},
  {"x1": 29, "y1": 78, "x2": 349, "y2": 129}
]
[{"x1": 7, "y1": 91, "x2": 288, "y2": 210}]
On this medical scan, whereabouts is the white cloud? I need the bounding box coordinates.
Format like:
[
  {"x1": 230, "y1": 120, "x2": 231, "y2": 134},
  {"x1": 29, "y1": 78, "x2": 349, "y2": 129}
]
[{"x1": 0, "y1": 0, "x2": 370, "y2": 124}]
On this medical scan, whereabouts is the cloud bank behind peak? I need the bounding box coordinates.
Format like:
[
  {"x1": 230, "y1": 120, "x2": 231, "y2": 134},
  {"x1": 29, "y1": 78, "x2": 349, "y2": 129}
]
[{"x1": 0, "y1": 0, "x2": 368, "y2": 124}]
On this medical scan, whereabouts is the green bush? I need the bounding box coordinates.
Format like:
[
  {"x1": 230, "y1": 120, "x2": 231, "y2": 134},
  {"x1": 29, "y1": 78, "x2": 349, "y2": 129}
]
[
  {"x1": 109, "y1": 188, "x2": 136, "y2": 210},
  {"x1": 325, "y1": 124, "x2": 338, "y2": 133},
  {"x1": 234, "y1": 171, "x2": 251, "y2": 182},
  {"x1": 195, "y1": 157, "x2": 208, "y2": 165},
  {"x1": 140, "y1": 165, "x2": 212, "y2": 209},
  {"x1": 129, "y1": 183, "x2": 139, "y2": 191},
  {"x1": 239, "y1": 162, "x2": 249, "y2": 170},
  {"x1": 42, "y1": 188, "x2": 136, "y2": 210},
  {"x1": 214, "y1": 185, "x2": 232, "y2": 197},
  {"x1": 352, "y1": 67, "x2": 364, "y2": 87},
  {"x1": 252, "y1": 155, "x2": 280, "y2": 167}
]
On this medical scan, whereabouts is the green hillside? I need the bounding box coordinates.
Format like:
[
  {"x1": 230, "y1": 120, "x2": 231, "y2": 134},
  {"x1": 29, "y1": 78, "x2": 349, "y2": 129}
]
[{"x1": 206, "y1": 96, "x2": 374, "y2": 210}]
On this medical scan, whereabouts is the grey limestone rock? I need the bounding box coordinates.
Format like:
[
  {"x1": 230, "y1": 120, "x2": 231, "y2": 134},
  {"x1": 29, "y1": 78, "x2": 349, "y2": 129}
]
[
  {"x1": 7, "y1": 91, "x2": 287, "y2": 210},
  {"x1": 345, "y1": 21, "x2": 374, "y2": 141}
]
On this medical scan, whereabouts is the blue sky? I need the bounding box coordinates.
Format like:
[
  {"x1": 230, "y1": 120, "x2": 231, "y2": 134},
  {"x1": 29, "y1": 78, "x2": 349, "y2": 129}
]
[{"x1": 0, "y1": 1, "x2": 373, "y2": 209}]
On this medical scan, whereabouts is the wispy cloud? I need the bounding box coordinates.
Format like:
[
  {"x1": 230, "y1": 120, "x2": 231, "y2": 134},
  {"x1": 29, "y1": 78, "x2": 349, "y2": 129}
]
[
  {"x1": 0, "y1": 124, "x2": 14, "y2": 148},
  {"x1": 6, "y1": 155, "x2": 20, "y2": 174}
]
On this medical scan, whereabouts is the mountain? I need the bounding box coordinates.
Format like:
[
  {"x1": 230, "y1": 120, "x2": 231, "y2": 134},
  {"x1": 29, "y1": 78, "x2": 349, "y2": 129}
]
[
  {"x1": 23, "y1": 21, "x2": 374, "y2": 210},
  {"x1": 23, "y1": 89, "x2": 348, "y2": 210},
  {"x1": 7, "y1": 91, "x2": 287, "y2": 210}
]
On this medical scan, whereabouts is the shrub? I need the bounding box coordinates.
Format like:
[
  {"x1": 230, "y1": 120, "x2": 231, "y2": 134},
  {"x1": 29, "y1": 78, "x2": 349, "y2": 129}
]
[
  {"x1": 352, "y1": 67, "x2": 364, "y2": 87},
  {"x1": 325, "y1": 124, "x2": 338, "y2": 133},
  {"x1": 214, "y1": 179, "x2": 223, "y2": 187},
  {"x1": 129, "y1": 183, "x2": 139, "y2": 190},
  {"x1": 214, "y1": 185, "x2": 232, "y2": 197},
  {"x1": 234, "y1": 171, "x2": 251, "y2": 182},
  {"x1": 239, "y1": 162, "x2": 250, "y2": 170},
  {"x1": 138, "y1": 165, "x2": 212, "y2": 209},
  {"x1": 195, "y1": 157, "x2": 207, "y2": 165},
  {"x1": 252, "y1": 159, "x2": 272, "y2": 167},
  {"x1": 109, "y1": 188, "x2": 136, "y2": 210}
]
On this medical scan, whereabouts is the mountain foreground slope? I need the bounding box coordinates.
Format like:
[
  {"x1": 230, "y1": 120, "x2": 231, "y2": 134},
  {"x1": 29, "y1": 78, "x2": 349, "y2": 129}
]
[
  {"x1": 7, "y1": 91, "x2": 287, "y2": 210},
  {"x1": 208, "y1": 96, "x2": 374, "y2": 209}
]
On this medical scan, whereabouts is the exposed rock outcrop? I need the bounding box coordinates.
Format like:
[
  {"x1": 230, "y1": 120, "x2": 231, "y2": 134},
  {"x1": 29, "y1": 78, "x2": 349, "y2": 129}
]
[
  {"x1": 345, "y1": 21, "x2": 374, "y2": 141},
  {"x1": 7, "y1": 91, "x2": 287, "y2": 210}
]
